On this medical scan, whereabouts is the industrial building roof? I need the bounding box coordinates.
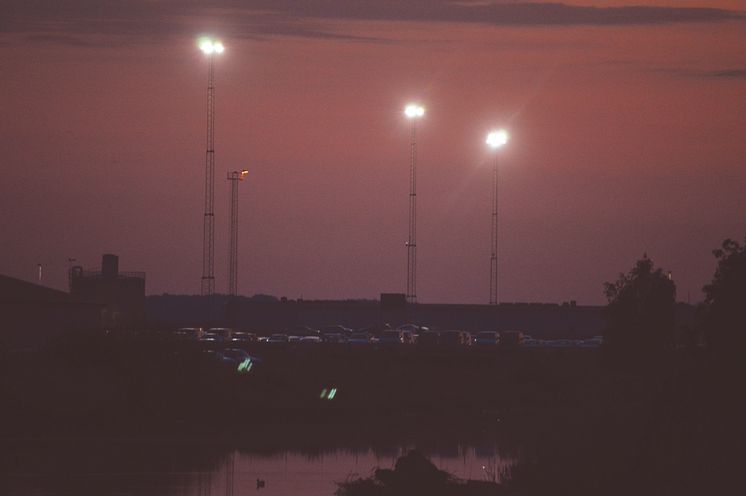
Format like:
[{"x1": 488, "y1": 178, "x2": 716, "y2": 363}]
[{"x1": 0, "y1": 274, "x2": 97, "y2": 305}]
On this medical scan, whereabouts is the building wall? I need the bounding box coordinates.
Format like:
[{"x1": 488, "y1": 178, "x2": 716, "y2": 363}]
[
  {"x1": 71, "y1": 276, "x2": 145, "y2": 328},
  {"x1": 0, "y1": 302, "x2": 102, "y2": 350}
]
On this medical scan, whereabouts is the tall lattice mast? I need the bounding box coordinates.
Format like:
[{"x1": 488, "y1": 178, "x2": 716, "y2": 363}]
[
  {"x1": 404, "y1": 104, "x2": 425, "y2": 304},
  {"x1": 199, "y1": 38, "x2": 224, "y2": 295},
  {"x1": 490, "y1": 152, "x2": 498, "y2": 305},
  {"x1": 486, "y1": 129, "x2": 508, "y2": 305},
  {"x1": 227, "y1": 170, "x2": 248, "y2": 296}
]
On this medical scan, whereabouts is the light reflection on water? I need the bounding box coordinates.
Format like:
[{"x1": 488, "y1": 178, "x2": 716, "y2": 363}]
[
  {"x1": 199, "y1": 446, "x2": 513, "y2": 496},
  {"x1": 4, "y1": 444, "x2": 513, "y2": 496}
]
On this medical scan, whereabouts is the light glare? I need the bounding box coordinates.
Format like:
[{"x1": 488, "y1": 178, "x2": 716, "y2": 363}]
[
  {"x1": 405, "y1": 104, "x2": 425, "y2": 118},
  {"x1": 198, "y1": 37, "x2": 224, "y2": 55},
  {"x1": 486, "y1": 130, "x2": 509, "y2": 149},
  {"x1": 200, "y1": 40, "x2": 214, "y2": 54}
]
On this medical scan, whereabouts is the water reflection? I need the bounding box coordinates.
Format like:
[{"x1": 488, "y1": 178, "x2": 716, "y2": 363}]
[{"x1": 4, "y1": 442, "x2": 514, "y2": 496}]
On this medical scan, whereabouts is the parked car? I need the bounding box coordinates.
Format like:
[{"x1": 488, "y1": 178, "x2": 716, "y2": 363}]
[
  {"x1": 207, "y1": 327, "x2": 234, "y2": 340},
  {"x1": 417, "y1": 330, "x2": 440, "y2": 345},
  {"x1": 267, "y1": 333, "x2": 289, "y2": 344},
  {"x1": 230, "y1": 331, "x2": 256, "y2": 344},
  {"x1": 320, "y1": 325, "x2": 353, "y2": 337},
  {"x1": 579, "y1": 336, "x2": 603, "y2": 348},
  {"x1": 222, "y1": 348, "x2": 263, "y2": 366},
  {"x1": 348, "y1": 332, "x2": 373, "y2": 345},
  {"x1": 546, "y1": 339, "x2": 574, "y2": 348},
  {"x1": 299, "y1": 335, "x2": 322, "y2": 344},
  {"x1": 198, "y1": 348, "x2": 262, "y2": 374},
  {"x1": 397, "y1": 324, "x2": 429, "y2": 334},
  {"x1": 440, "y1": 330, "x2": 468, "y2": 346},
  {"x1": 197, "y1": 349, "x2": 234, "y2": 370},
  {"x1": 199, "y1": 331, "x2": 224, "y2": 344},
  {"x1": 321, "y1": 332, "x2": 347, "y2": 344},
  {"x1": 474, "y1": 331, "x2": 500, "y2": 346},
  {"x1": 500, "y1": 330, "x2": 525, "y2": 347},
  {"x1": 173, "y1": 327, "x2": 203, "y2": 341},
  {"x1": 287, "y1": 326, "x2": 320, "y2": 337},
  {"x1": 378, "y1": 329, "x2": 405, "y2": 345}
]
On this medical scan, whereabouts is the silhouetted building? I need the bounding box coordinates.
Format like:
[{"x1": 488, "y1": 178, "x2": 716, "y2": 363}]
[
  {"x1": 0, "y1": 274, "x2": 102, "y2": 350},
  {"x1": 70, "y1": 254, "x2": 145, "y2": 329},
  {"x1": 380, "y1": 293, "x2": 407, "y2": 325}
]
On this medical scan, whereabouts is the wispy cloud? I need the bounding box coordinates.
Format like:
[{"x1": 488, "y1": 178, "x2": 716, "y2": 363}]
[
  {"x1": 708, "y1": 69, "x2": 746, "y2": 79},
  {"x1": 2, "y1": 1, "x2": 743, "y2": 45},
  {"x1": 246, "y1": 1, "x2": 742, "y2": 26},
  {"x1": 658, "y1": 67, "x2": 746, "y2": 80},
  {"x1": 23, "y1": 34, "x2": 123, "y2": 47}
]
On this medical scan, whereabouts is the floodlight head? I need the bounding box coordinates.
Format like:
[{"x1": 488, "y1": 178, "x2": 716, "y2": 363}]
[
  {"x1": 198, "y1": 37, "x2": 224, "y2": 55},
  {"x1": 404, "y1": 104, "x2": 425, "y2": 119},
  {"x1": 199, "y1": 40, "x2": 214, "y2": 54},
  {"x1": 240, "y1": 169, "x2": 248, "y2": 179},
  {"x1": 486, "y1": 129, "x2": 509, "y2": 149}
]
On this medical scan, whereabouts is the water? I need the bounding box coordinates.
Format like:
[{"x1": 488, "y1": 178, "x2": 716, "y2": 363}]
[{"x1": 3, "y1": 442, "x2": 513, "y2": 496}]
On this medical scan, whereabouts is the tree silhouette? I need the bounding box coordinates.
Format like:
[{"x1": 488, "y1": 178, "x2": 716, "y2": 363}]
[
  {"x1": 703, "y1": 237, "x2": 746, "y2": 352},
  {"x1": 603, "y1": 255, "x2": 676, "y2": 357}
]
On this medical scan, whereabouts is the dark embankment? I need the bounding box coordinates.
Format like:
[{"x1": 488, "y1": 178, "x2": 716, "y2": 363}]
[
  {"x1": 0, "y1": 334, "x2": 609, "y2": 438},
  {"x1": 1, "y1": 333, "x2": 743, "y2": 495}
]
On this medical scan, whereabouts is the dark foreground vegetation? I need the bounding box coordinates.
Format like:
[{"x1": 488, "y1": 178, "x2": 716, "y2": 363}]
[
  {"x1": 2, "y1": 236, "x2": 744, "y2": 495},
  {"x1": 336, "y1": 450, "x2": 501, "y2": 496},
  {"x1": 1, "y1": 335, "x2": 743, "y2": 495}
]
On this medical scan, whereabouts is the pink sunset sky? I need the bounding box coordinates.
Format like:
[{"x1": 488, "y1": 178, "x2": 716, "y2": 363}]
[{"x1": 1, "y1": 1, "x2": 744, "y2": 304}]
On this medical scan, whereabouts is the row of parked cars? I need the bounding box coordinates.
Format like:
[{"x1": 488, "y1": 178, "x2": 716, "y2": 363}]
[{"x1": 170, "y1": 326, "x2": 603, "y2": 349}]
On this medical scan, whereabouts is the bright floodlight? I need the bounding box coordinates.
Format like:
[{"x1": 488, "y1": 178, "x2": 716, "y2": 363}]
[
  {"x1": 486, "y1": 130, "x2": 508, "y2": 149},
  {"x1": 404, "y1": 104, "x2": 425, "y2": 118},
  {"x1": 199, "y1": 38, "x2": 224, "y2": 55}
]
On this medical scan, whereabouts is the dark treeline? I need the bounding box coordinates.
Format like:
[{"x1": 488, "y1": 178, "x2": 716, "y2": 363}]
[
  {"x1": 1, "y1": 236, "x2": 745, "y2": 495},
  {"x1": 604, "y1": 236, "x2": 746, "y2": 358}
]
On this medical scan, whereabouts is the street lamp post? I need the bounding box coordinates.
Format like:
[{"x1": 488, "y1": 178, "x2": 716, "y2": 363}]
[
  {"x1": 404, "y1": 104, "x2": 425, "y2": 304},
  {"x1": 198, "y1": 37, "x2": 224, "y2": 296},
  {"x1": 227, "y1": 169, "x2": 248, "y2": 296},
  {"x1": 486, "y1": 130, "x2": 508, "y2": 305},
  {"x1": 67, "y1": 257, "x2": 77, "y2": 292}
]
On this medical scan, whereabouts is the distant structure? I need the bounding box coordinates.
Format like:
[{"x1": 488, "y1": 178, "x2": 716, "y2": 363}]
[
  {"x1": 218, "y1": 295, "x2": 608, "y2": 338},
  {"x1": 0, "y1": 274, "x2": 102, "y2": 350},
  {"x1": 381, "y1": 292, "x2": 407, "y2": 325},
  {"x1": 70, "y1": 254, "x2": 145, "y2": 329},
  {"x1": 227, "y1": 169, "x2": 248, "y2": 295}
]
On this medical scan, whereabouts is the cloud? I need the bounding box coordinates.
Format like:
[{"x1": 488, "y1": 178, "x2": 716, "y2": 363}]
[
  {"x1": 658, "y1": 67, "x2": 746, "y2": 80},
  {"x1": 1, "y1": 1, "x2": 743, "y2": 44},
  {"x1": 247, "y1": 1, "x2": 742, "y2": 26},
  {"x1": 23, "y1": 34, "x2": 125, "y2": 47},
  {"x1": 709, "y1": 69, "x2": 746, "y2": 79}
]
